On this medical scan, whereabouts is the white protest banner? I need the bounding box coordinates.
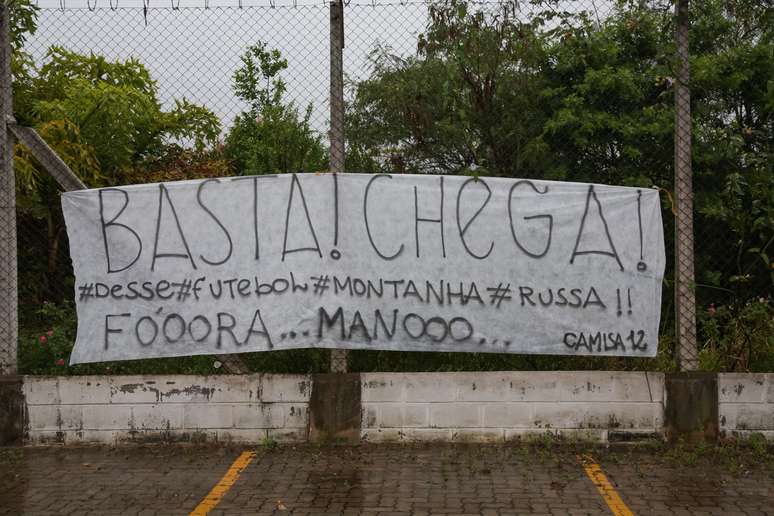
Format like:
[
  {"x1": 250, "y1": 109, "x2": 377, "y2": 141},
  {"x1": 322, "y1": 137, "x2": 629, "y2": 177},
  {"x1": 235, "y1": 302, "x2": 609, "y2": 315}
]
[{"x1": 62, "y1": 173, "x2": 665, "y2": 364}]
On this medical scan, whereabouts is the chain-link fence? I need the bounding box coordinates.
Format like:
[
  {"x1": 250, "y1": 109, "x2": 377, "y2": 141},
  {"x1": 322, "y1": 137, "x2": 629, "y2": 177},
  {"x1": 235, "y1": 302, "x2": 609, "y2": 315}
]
[{"x1": 5, "y1": 0, "x2": 773, "y2": 375}]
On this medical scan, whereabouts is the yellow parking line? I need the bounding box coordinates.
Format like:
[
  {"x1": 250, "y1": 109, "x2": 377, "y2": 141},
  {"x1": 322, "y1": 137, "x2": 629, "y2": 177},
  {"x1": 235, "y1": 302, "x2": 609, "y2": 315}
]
[
  {"x1": 578, "y1": 454, "x2": 634, "y2": 516},
  {"x1": 190, "y1": 451, "x2": 256, "y2": 516}
]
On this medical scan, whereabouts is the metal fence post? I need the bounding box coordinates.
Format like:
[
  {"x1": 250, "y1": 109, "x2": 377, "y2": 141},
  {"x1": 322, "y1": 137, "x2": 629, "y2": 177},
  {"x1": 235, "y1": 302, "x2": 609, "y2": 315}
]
[
  {"x1": 0, "y1": 1, "x2": 18, "y2": 376},
  {"x1": 674, "y1": 0, "x2": 699, "y2": 371},
  {"x1": 329, "y1": 0, "x2": 348, "y2": 373}
]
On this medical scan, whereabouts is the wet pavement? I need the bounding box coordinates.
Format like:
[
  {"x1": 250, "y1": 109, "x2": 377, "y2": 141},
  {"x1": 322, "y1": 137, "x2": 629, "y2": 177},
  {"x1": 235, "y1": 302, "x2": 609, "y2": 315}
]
[{"x1": 1, "y1": 443, "x2": 773, "y2": 515}]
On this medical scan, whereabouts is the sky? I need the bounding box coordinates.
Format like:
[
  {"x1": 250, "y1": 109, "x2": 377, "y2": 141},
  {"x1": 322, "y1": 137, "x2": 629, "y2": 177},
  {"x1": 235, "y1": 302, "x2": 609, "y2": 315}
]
[
  {"x1": 26, "y1": 0, "x2": 611, "y2": 138},
  {"x1": 26, "y1": 0, "x2": 433, "y2": 135}
]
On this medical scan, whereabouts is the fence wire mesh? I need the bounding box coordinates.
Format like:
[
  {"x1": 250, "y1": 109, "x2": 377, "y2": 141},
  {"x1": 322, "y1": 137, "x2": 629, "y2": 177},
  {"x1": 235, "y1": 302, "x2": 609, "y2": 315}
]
[
  {"x1": 672, "y1": 0, "x2": 697, "y2": 371},
  {"x1": 0, "y1": 2, "x2": 18, "y2": 375},
  {"x1": 7, "y1": 0, "x2": 773, "y2": 374}
]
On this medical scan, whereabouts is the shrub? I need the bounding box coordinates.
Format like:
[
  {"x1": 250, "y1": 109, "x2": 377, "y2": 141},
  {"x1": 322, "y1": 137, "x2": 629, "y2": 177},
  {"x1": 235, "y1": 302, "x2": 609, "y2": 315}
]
[{"x1": 698, "y1": 297, "x2": 774, "y2": 372}]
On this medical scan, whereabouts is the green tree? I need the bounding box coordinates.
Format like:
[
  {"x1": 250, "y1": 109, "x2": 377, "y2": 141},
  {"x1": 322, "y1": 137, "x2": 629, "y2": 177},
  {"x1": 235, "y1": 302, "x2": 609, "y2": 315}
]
[
  {"x1": 8, "y1": 0, "x2": 39, "y2": 110},
  {"x1": 13, "y1": 42, "x2": 221, "y2": 302},
  {"x1": 534, "y1": 0, "x2": 773, "y2": 323},
  {"x1": 20, "y1": 47, "x2": 219, "y2": 176},
  {"x1": 689, "y1": 0, "x2": 774, "y2": 300},
  {"x1": 347, "y1": 0, "x2": 551, "y2": 177},
  {"x1": 224, "y1": 42, "x2": 326, "y2": 175},
  {"x1": 540, "y1": 2, "x2": 675, "y2": 186},
  {"x1": 347, "y1": 0, "x2": 678, "y2": 184}
]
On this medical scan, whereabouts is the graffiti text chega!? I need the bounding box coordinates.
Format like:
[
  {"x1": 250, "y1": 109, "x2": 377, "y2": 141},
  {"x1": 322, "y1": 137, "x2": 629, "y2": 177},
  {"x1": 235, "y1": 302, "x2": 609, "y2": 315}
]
[{"x1": 62, "y1": 173, "x2": 665, "y2": 364}]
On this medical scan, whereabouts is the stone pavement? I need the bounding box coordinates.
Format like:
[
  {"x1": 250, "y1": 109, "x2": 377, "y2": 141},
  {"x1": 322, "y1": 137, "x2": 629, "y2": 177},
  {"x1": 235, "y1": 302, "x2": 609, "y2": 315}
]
[{"x1": 1, "y1": 443, "x2": 773, "y2": 515}]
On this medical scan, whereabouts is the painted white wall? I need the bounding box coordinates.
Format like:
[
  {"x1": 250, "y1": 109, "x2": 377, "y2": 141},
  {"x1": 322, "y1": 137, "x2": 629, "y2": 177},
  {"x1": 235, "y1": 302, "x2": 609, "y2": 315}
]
[
  {"x1": 30, "y1": 371, "x2": 774, "y2": 444},
  {"x1": 23, "y1": 374, "x2": 311, "y2": 444},
  {"x1": 361, "y1": 371, "x2": 665, "y2": 443},
  {"x1": 718, "y1": 373, "x2": 774, "y2": 440}
]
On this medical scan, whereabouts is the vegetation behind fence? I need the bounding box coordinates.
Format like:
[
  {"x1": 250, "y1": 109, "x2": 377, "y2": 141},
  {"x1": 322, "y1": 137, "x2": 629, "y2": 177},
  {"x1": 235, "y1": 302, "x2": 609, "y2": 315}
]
[{"x1": 8, "y1": 0, "x2": 773, "y2": 375}]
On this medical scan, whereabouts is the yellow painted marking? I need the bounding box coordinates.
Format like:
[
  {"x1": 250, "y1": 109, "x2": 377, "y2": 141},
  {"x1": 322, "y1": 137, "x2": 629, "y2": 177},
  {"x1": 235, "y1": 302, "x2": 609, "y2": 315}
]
[
  {"x1": 190, "y1": 451, "x2": 256, "y2": 516},
  {"x1": 578, "y1": 454, "x2": 634, "y2": 516}
]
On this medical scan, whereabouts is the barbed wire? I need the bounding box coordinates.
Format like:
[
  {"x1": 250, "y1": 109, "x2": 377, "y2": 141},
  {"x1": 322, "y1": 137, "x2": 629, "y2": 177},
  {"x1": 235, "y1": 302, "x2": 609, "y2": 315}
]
[{"x1": 36, "y1": 0, "x2": 521, "y2": 10}]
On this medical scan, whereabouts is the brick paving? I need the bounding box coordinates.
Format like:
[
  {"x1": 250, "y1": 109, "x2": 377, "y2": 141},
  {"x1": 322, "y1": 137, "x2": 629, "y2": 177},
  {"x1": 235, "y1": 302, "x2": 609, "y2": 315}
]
[
  {"x1": 1, "y1": 444, "x2": 773, "y2": 515},
  {"x1": 601, "y1": 454, "x2": 774, "y2": 516}
]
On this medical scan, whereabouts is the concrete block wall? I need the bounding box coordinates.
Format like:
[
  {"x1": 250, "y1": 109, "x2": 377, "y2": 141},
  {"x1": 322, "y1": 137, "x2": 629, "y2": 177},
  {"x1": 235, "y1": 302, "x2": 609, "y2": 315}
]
[
  {"x1": 23, "y1": 374, "x2": 311, "y2": 444},
  {"x1": 22, "y1": 371, "x2": 773, "y2": 445},
  {"x1": 718, "y1": 373, "x2": 774, "y2": 440},
  {"x1": 361, "y1": 371, "x2": 665, "y2": 442}
]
